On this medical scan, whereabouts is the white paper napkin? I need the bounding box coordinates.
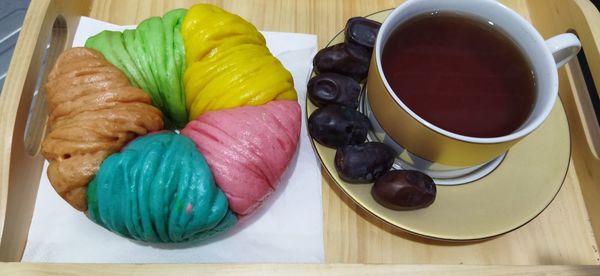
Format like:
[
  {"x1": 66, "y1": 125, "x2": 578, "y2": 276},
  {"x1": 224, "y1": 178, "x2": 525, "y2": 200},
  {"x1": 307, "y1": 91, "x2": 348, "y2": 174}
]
[{"x1": 21, "y1": 17, "x2": 323, "y2": 263}]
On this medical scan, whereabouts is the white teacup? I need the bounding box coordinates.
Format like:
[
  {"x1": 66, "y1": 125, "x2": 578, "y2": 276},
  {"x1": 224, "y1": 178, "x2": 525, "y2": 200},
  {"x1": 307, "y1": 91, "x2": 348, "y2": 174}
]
[{"x1": 365, "y1": 0, "x2": 581, "y2": 180}]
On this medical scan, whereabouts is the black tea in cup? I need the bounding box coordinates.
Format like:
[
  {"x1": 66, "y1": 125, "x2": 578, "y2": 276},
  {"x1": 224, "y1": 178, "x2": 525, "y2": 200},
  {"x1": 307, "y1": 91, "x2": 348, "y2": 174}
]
[{"x1": 382, "y1": 13, "x2": 536, "y2": 138}]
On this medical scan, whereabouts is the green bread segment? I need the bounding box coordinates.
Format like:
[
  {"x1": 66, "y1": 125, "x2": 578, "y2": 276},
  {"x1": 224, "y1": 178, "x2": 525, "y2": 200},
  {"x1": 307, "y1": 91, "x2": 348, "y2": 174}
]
[
  {"x1": 85, "y1": 8, "x2": 188, "y2": 129},
  {"x1": 87, "y1": 132, "x2": 236, "y2": 243}
]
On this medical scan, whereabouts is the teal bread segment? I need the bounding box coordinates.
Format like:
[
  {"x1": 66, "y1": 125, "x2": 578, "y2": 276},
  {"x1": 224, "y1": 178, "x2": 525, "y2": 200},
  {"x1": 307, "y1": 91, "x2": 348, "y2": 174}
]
[
  {"x1": 87, "y1": 132, "x2": 236, "y2": 243},
  {"x1": 85, "y1": 9, "x2": 188, "y2": 129}
]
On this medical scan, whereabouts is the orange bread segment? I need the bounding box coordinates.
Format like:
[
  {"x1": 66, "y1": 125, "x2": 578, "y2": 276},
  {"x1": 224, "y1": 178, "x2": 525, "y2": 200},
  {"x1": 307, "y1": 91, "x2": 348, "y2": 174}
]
[{"x1": 42, "y1": 47, "x2": 164, "y2": 211}]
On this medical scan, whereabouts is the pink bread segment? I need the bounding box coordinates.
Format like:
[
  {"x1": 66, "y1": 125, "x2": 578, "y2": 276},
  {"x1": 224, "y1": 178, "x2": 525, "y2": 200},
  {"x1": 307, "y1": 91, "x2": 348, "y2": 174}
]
[{"x1": 181, "y1": 100, "x2": 301, "y2": 215}]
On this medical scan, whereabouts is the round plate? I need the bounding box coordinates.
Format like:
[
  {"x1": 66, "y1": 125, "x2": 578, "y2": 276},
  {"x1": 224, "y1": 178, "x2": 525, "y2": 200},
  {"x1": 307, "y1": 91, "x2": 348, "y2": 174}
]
[{"x1": 306, "y1": 10, "x2": 571, "y2": 241}]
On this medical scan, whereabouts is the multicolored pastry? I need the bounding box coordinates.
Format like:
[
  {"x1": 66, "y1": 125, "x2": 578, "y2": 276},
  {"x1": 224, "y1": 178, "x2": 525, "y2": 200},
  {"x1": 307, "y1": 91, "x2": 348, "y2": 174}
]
[{"x1": 41, "y1": 4, "x2": 301, "y2": 243}]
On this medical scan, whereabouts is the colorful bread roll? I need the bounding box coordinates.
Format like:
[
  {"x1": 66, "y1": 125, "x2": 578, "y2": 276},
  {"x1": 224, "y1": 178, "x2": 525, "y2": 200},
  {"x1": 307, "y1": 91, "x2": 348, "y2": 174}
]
[
  {"x1": 41, "y1": 48, "x2": 164, "y2": 211},
  {"x1": 87, "y1": 132, "x2": 236, "y2": 242},
  {"x1": 181, "y1": 4, "x2": 298, "y2": 120},
  {"x1": 85, "y1": 9, "x2": 188, "y2": 129},
  {"x1": 181, "y1": 100, "x2": 301, "y2": 215},
  {"x1": 41, "y1": 4, "x2": 304, "y2": 243}
]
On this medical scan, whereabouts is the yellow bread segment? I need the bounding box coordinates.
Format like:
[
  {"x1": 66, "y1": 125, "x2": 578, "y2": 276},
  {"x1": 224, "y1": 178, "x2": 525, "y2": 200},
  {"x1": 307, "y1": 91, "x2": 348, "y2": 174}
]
[
  {"x1": 185, "y1": 33, "x2": 265, "y2": 64},
  {"x1": 183, "y1": 43, "x2": 268, "y2": 106},
  {"x1": 184, "y1": 44, "x2": 271, "y2": 107},
  {"x1": 182, "y1": 4, "x2": 297, "y2": 120}
]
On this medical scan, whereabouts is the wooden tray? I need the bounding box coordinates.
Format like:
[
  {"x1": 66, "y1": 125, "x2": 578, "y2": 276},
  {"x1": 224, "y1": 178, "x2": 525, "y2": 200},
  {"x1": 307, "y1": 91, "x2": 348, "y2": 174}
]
[{"x1": 1, "y1": 0, "x2": 599, "y2": 274}]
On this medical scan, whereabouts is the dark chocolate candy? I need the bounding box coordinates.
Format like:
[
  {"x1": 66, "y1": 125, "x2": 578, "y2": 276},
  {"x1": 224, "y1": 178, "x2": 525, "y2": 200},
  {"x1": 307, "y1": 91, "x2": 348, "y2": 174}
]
[
  {"x1": 308, "y1": 105, "x2": 370, "y2": 148},
  {"x1": 334, "y1": 142, "x2": 396, "y2": 183},
  {"x1": 313, "y1": 43, "x2": 370, "y2": 81},
  {"x1": 308, "y1": 72, "x2": 361, "y2": 109},
  {"x1": 344, "y1": 17, "x2": 382, "y2": 49},
  {"x1": 371, "y1": 170, "x2": 436, "y2": 210}
]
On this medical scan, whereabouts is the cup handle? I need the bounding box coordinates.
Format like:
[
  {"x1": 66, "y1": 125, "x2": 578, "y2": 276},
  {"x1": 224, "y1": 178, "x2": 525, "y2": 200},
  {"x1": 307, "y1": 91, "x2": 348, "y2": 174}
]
[{"x1": 545, "y1": 33, "x2": 581, "y2": 68}]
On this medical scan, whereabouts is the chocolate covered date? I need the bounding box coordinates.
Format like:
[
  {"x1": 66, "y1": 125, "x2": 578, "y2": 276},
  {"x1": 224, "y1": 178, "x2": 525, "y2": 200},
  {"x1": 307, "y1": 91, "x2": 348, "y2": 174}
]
[
  {"x1": 371, "y1": 170, "x2": 436, "y2": 210},
  {"x1": 313, "y1": 43, "x2": 371, "y2": 81},
  {"x1": 308, "y1": 105, "x2": 370, "y2": 148},
  {"x1": 344, "y1": 17, "x2": 381, "y2": 49},
  {"x1": 334, "y1": 142, "x2": 396, "y2": 183},
  {"x1": 308, "y1": 73, "x2": 361, "y2": 108}
]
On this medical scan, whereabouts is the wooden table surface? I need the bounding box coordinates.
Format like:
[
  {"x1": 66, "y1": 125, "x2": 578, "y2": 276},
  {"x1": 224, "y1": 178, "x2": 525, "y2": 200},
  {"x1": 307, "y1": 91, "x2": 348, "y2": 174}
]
[
  {"x1": 84, "y1": 0, "x2": 600, "y2": 266},
  {"x1": 2, "y1": 0, "x2": 600, "y2": 274}
]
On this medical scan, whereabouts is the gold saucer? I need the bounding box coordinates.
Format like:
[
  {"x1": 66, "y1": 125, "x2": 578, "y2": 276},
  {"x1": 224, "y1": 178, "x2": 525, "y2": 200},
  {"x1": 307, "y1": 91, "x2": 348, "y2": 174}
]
[{"x1": 306, "y1": 9, "x2": 571, "y2": 241}]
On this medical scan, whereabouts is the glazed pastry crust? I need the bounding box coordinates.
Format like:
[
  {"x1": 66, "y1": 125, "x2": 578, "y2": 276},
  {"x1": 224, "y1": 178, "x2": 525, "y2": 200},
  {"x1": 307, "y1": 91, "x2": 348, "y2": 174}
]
[{"x1": 42, "y1": 47, "x2": 164, "y2": 211}]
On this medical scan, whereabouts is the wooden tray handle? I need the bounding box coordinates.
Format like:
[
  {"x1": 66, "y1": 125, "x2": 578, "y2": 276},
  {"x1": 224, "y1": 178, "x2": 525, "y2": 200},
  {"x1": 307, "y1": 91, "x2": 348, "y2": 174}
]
[
  {"x1": 528, "y1": 0, "x2": 600, "y2": 250},
  {"x1": 0, "y1": 0, "x2": 92, "y2": 261}
]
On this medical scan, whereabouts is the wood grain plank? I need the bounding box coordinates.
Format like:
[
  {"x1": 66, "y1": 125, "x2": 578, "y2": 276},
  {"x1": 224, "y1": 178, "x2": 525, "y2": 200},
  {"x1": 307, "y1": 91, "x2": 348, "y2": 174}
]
[
  {"x1": 33, "y1": 0, "x2": 600, "y2": 265},
  {"x1": 1, "y1": 264, "x2": 600, "y2": 276},
  {"x1": 1, "y1": 0, "x2": 599, "y2": 268}
]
